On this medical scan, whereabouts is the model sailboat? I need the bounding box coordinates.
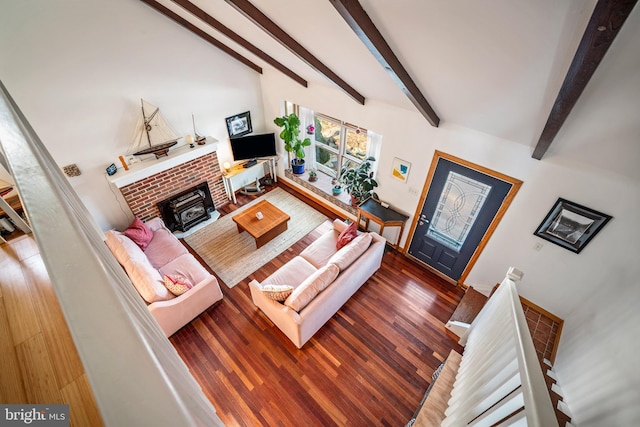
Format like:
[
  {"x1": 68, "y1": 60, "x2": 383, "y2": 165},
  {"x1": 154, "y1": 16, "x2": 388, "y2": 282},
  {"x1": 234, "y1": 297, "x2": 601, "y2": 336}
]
[
  {"x1": 192, "y1": 114, "x2": 206, "y2": 145},
  {"x1": 129, "y1": 99, "x2": 179, "y2": 158}
]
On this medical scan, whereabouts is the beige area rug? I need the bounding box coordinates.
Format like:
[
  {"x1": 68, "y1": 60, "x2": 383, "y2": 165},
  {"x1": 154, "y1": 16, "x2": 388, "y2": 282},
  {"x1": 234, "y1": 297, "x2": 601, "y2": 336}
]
[{"x1": 184, "y1": 188, "x2": 327, "y2": 288}]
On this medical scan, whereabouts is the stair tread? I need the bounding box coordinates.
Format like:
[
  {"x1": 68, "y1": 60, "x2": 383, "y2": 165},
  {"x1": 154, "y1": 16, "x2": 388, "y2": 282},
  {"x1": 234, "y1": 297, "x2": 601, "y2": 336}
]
[{"x1": 449, "y1": 287, "x2": 488, "y2": 324}]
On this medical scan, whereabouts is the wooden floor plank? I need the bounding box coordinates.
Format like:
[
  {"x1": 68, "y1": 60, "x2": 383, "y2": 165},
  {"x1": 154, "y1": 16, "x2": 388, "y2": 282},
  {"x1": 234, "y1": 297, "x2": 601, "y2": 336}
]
[
  {"x1": 60, "y1": 374, "x2": 104, "y2": 427},
  {"x1": 23, "y1": 255, "x2": 85, "y2": 388},
  {"x1": 0, "y1": 296, "x2": 27, "y2": 403},
  {"x1": 15, "y1": 333, "x2": 61, "y2": 404},
  {"x1": 0, "y1": 249, "x2": 41, "y2": 344}
]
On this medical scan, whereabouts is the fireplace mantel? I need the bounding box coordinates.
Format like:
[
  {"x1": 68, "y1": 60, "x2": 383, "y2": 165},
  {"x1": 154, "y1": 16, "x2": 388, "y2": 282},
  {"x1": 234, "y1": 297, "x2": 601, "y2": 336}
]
[{"x1": 108, "y1": 139, "x2": 218, "y2": 189}]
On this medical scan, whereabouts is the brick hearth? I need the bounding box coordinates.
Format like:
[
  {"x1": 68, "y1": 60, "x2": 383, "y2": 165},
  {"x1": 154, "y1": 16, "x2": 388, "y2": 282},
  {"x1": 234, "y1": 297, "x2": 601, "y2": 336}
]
[{"x1": 119, "y1": 151, "x2": 227, "y2": 222}]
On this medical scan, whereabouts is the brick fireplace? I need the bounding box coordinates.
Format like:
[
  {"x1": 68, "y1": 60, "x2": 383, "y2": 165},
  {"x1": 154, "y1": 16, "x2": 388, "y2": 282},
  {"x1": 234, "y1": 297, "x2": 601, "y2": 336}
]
[{"x1": 109, "y1": 143, "x2": 228, "y2": 222}]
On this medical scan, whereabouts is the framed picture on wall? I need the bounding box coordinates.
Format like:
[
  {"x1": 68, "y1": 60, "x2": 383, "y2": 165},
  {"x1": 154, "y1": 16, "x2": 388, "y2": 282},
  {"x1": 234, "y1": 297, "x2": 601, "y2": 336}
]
[
  {"x1": 225, "y1": 111, "x2": 252, "y2": 138},
  {"x1": 534, "y1": 198, "x2": 612, "y2": 253},
  {"x1": 391, "y1": 157, "x2": 411, "y2": 183}
]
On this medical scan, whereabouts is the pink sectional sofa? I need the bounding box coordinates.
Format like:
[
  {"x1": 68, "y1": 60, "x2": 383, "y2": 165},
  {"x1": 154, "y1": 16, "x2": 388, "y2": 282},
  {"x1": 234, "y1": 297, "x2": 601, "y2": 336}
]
[
  {"x1": 249, "y1": 219, "x2": 386, "y2": 348},
  {"x1": 105, "y1": 217, "x2": 223, "y2": 337}
]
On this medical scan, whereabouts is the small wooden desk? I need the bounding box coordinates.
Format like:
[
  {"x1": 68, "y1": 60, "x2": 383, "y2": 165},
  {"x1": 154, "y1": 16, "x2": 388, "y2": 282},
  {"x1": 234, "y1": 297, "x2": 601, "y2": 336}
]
[
  {"x1": 222, "y1": 157, "x2": 277, "y2": 204},
  {"x1": 356, "y1": 198, "x2": 409, "y2": 249},
  {"x1": 232, "y1": 200, "x2": 290, "y2": 248}
]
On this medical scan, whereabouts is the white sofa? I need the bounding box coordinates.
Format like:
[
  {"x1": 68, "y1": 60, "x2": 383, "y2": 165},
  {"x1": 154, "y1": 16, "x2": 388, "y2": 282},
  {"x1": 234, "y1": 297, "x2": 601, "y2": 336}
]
[
  {"x1": 105, "y1": 217, "x2": 223, "y2": 337},
  {"x1": 249, "y1": 219, "x2": 386, "y2": 348}
]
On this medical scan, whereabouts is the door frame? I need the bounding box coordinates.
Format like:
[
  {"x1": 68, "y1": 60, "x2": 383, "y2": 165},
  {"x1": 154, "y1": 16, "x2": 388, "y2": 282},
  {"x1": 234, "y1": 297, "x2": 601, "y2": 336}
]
[{"x1": 404, "y1": 151, "x2": 522, "y2": 285}]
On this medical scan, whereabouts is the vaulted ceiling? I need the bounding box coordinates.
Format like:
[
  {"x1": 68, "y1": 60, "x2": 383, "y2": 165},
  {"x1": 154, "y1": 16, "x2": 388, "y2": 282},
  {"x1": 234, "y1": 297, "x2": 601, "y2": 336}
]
[{"x1": 142, "y1": 0, "x2": 638, "y2": 160}]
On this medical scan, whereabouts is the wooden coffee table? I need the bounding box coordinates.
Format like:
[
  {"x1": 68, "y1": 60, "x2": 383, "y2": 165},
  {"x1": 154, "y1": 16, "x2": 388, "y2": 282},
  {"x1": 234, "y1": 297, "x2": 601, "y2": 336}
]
[{"x1": 232, "y1": 200, "x2": 290, "y2": 248}]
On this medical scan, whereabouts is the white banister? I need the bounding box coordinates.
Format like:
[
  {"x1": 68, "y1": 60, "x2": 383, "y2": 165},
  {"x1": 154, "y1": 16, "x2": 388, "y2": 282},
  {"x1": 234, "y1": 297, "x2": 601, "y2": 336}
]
[
  {"x1": 442, "y1": 269, "x2": 558, "y2": 427},
  {"x1": 0, "y1": 80, "x2": 223, "y2": 426}
]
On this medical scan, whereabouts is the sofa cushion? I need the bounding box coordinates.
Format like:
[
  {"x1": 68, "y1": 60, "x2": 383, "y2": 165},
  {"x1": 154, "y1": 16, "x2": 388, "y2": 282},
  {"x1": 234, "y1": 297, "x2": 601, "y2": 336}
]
[
  {"x1": 105, "y1": 230, "x2": 173, "y2": 303},
  {"x1": 299, "y1": 230, "x2": 340, "y2": 269},
  {"x1": 124, "y1": 217, "x2": 153, "y2": 250},
  {"x1": 159, "y1": 254, "x2": 212, "y2": 288},
  {"x1": 127, "y1": 258, "x2": 173, "y2": 303},
  {"x1": 144, "y1": 227, "x2": 189, "y2": 269},
  {"x1": 105, "y1": 230, "x2": 143, "y2": 265},
  {"x1": 262, "y1": 256, "x2": 318, "y2": 288},
  {"x1": 163, "y1": 274, "x2": 193, "y2": 296},
  {"x1": 260, "y1": 284, "x2": 294, "y2": 302},
  {"x1": 328, "y1": 233, "x2": 373, "y2": 271},
  {"x1": 336, "y1": 221, "x2": 358, "y2": 249},
  {"x1": 284, "y1": 263, "x2": 340, "y2": 312}
]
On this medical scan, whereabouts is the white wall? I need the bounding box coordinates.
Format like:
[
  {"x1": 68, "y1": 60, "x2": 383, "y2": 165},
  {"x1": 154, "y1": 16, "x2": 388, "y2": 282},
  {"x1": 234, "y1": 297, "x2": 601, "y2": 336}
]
[
  {"x1": 261, "y1": 66, "x2": 639, "y2": 311},
  {"x1": 260, "y1": 65, "x2": 640, "y2": 425},
  {"x1": 0, "y1": 0, "x2": 264, "y2": 230}
]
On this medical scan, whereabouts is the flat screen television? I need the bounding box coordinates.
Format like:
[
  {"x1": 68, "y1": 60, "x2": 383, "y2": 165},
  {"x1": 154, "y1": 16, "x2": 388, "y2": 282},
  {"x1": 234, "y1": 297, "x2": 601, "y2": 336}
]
[{"x1": 230, "y1": 132, "x2": 277, "y2": 163}]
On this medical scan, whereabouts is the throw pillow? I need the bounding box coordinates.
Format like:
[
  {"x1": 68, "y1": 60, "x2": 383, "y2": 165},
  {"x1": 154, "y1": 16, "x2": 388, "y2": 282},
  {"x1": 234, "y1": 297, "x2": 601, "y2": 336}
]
[
  {"x1": 284, "y1": 264, "x2": 340, "y2": 312},
  {"x1": 261, "y1": 284, "x2": 294, "y2": 302},
  {"x1": 328, "y1": 232, "x2": 373, "y2": 271},
  {"x1": 163, "y1": 274, "x2": 193, "y2": 296},
  {"x1": 124, "y1": 217, "x2": 153, "y2": 250},
  {"x1": 336, "y1": 221, "x2": 358, "y2": 249}
]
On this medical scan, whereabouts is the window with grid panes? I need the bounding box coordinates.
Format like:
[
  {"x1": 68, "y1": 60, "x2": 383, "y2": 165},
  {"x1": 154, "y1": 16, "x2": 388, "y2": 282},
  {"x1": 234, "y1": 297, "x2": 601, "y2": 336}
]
[{"x1": 313, "y1": 114, "x2": 369, "y2": 178}]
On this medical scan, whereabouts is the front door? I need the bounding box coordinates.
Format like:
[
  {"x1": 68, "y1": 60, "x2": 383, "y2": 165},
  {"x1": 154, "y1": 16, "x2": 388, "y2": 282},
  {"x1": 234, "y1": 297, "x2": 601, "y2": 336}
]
[{"x1": 407, "y1": 151, "x2": 521, "y2": 282}]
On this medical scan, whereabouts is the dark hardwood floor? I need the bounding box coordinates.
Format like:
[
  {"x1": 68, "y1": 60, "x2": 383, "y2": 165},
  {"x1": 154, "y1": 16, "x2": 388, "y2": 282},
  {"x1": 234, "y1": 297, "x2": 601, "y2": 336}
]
[{"x1": 173, "y1": 183, "x2": 466, "y2": 426}]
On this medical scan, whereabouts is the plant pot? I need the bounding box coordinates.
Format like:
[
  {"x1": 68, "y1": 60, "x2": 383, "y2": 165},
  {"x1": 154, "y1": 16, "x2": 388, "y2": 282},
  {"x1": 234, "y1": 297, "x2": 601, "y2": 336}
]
[
  {"x1": 332, "y1": 186, "x2": 342, "y2": 195},
  {"x1": 350, "y1": 195, "x2": 361, "y2": 207},
  {"x1": 308, "y1": 175, "x2": 318, "y2": 182},
  {"x1": 291, "y1": 159, "x2": 305, "y2": 175}
]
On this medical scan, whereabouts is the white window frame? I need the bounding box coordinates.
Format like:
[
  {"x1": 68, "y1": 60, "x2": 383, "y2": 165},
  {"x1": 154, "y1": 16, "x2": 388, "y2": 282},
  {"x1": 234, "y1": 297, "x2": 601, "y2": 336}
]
[{"x1": 313, "y1": 113, "x2": 367, "y2": 179}]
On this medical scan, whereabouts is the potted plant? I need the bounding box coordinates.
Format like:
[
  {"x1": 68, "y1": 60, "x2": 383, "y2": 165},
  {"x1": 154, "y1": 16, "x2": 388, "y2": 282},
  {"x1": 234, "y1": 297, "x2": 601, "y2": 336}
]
[
  {"x1": 339, "y1": 156, "x2": 379, "y2": 206},
  {"x1": 274, "y1": 113, "x2": 311, "y2": 175},
  {"x1": 332, "y1": 184, "x2": 343, "y2": 195},
  {"x1": 308, "y1": 169, "x2": 318, "y2": 182}
]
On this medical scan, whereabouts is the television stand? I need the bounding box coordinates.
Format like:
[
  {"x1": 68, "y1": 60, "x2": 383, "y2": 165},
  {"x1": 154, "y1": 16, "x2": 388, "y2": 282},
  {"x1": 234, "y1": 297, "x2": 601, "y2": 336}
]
[
  {"x1": 242, "y1": 159, "x2": 258, "y2": 168},
  {"x1": 222, "y1": 157, "x2": 277, "y2": 204}
]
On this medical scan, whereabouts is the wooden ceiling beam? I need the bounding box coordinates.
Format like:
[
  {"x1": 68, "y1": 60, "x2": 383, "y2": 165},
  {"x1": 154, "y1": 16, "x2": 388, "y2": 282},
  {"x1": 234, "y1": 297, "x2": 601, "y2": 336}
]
[
  {"x1": 171, "y1": 0, "x2": 307, "y2": 87},
  {"x1": 138, "y1": 0, "x2": 262, "y2": 74},
  {"x1": 328, "y1": 0, "x2": 440, "y2": 127},
  {"x1": 223, "y1": 0, "x2": 366, "y2": 105},
  {"x1": 532, "y1": 0, "x2": 637, "y2": 160}
]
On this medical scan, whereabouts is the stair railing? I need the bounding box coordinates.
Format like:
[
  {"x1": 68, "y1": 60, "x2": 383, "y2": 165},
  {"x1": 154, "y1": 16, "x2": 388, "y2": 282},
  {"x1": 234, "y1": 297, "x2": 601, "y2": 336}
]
[
  {"x1": 442, "y1": 269, "x2": 558, "y2": 426},
  {"x1": 0, "y1": 80, "x2": 223, "y2": 426}
]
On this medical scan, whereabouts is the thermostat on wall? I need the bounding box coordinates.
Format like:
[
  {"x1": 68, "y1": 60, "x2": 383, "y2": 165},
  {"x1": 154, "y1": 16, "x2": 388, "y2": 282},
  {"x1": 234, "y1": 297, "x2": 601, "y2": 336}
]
[{"x1": 106, "y1": 163, "x2": 117, "y2": 176}]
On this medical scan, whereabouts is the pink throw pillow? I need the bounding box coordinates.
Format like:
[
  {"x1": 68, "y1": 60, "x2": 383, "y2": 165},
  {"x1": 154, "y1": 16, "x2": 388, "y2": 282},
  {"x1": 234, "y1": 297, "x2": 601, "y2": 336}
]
[
  {"x1": 336, "y1": 221, "x2": 358, "y2": 249},
  {"x1": 124, "y1": 217, "x2": 153, "y2": 250},
  {"x1": 163, "y1": 274, "x2": 193, "y2": 296}
]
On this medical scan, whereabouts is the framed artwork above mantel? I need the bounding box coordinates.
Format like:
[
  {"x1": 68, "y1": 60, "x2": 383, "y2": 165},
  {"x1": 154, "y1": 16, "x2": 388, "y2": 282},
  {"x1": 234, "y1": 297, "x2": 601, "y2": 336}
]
[
  {"x1": 225, "y1": 111, "x2": 252, "y2": 138},
  {"x1": 534, "y1": 198, "x2": 612, "y2": 254}
]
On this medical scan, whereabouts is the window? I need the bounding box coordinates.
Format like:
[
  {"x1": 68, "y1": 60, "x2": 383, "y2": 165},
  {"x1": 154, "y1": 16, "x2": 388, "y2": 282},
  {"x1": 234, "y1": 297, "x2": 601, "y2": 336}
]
[{"x1": 313, "y1": 114, "x2": 370, "y2": 178}]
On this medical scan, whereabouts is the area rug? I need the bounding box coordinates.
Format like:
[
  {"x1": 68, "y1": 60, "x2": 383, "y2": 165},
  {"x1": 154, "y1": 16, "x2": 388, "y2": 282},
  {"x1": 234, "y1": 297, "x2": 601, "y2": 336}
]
[{"x1": 184, "y1": 188, "x2": 327, "y2": 288}]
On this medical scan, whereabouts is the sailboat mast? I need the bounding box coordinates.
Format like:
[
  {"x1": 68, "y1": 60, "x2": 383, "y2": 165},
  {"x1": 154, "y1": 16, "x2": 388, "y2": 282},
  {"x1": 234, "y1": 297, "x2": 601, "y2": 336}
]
[{"x1": 141, "y1": 99, "x2": 152, "y2": 148}]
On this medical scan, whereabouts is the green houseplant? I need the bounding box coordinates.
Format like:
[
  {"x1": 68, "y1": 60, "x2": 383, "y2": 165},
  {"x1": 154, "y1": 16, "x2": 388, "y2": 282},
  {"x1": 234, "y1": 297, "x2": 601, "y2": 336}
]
[
  {"x1": 273, "y1": 113, "x2": 311, "y2": 174},
  {"x1": 340, "y1": 156, "x2": 378, "y2": 206}
]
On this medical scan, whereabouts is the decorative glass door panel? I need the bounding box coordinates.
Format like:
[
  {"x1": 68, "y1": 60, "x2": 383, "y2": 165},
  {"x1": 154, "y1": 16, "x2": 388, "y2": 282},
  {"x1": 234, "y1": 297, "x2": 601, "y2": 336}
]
[{"x1": 426, "y1": 172, "x2": 492, "y2": 252}]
